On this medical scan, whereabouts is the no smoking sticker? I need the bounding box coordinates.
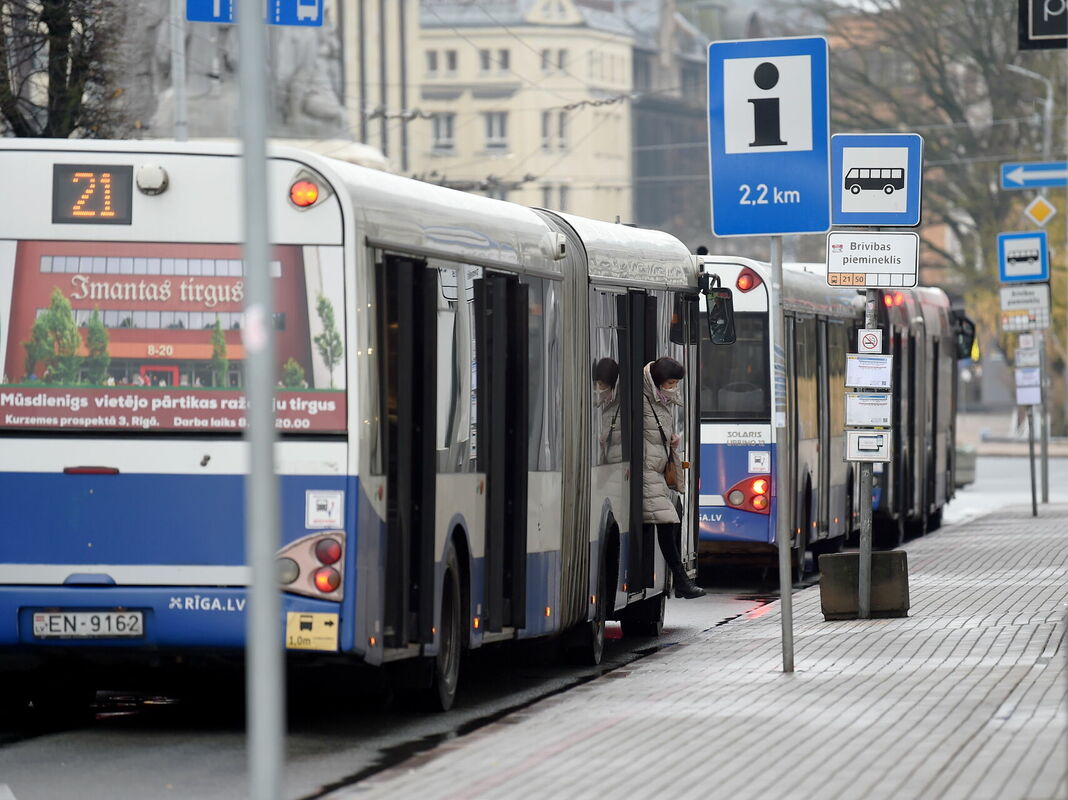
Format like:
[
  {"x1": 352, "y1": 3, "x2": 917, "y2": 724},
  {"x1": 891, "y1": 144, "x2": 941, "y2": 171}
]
[{"x1": 858, "y1": 329, "x2": 883, "y2": 354}]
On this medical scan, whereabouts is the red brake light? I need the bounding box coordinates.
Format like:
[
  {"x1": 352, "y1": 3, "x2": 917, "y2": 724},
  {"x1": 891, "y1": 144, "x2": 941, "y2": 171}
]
[
  {"x1": 314, "y1": 537, "x2": 342, "y2": 565},
  {"x1": 290, "y1": 180, "x2": 319, "y2": 207},
  {"x1": 735, "y1": 267, "x2": 762, "y2": 293},
  {"x1": 313, "y1": 566, "x2": 341, "y2": 593},
  {"x1": 723, "y1": 475, "x2": 772, "y2": 515},
  {"x1": 883, "y1": 295, "x2": 893, "y2": 307},
  {"x1": 894, "y1": 292, "x2": 904, "y2": 306}
]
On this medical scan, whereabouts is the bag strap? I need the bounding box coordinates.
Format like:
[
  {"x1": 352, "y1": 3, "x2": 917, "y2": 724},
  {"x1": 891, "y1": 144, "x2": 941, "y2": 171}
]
[{"x1": 646, "y1": 392, "x2": 673, "y2": 463}]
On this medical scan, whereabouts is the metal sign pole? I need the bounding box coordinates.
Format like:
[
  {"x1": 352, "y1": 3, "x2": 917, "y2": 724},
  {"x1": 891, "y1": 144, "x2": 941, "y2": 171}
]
[
  {"x1": 170, "y1": 0, "x2": 188, "y2": 141},
  {"x1": 857, "y1": 291, "x2": 877, "y2": 620},
  {"x1": 1038, "y1": 330, "x2": 1049, "y2": 503},
  {"x1": 238, "y1": 1, "x2": 284, "y2": 798},
  {"x1": 1028, "y1": 404, "x2": 1038, "y2": 518},
  {"x1": 771, "y1": 236, "x2": 794, "y2": 673}
]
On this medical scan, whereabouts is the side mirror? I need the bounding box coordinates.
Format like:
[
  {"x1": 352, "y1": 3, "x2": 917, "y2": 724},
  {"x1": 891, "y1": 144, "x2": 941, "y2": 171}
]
[
  {"x1": 705, "y1": 287, "x2": 736, "y2": 345},
  {"x1": 953, "y1": 315, "x2": 976, "y2": 360}
]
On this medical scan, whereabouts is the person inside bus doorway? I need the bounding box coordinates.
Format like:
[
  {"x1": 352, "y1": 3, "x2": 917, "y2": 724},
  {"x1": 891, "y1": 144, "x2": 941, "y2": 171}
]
[
  {"x1": 593, "y1": 357, "x2": 622, "y2": 464},
  {"x1": 643, "y1": 357, "x2": 705, "y2": 599}
]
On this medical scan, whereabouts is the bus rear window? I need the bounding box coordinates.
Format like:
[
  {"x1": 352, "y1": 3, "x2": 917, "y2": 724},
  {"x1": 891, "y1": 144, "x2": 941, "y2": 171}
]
[
  {"x1": 0, "y1": 240, "x2": 347, "y2": 434},
  {"x1": 700, "y1": 312, "x2": 770, "y2": 422}
]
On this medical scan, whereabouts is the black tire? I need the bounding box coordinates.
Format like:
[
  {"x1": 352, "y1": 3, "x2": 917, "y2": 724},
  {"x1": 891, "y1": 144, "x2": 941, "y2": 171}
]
[
  {"x1": 422, "y1": 546, "x2": 462, "y2": 712},
  {"x1": 619, "y1": 591, "x2": 665, "y2": 638},
  {"x1": 874, "y1": 513, "x2": 905, "y2": 549},
  {"x1": 568, "y1": 563, "x2": 607, "y2": 665},
  {"x1": 791, "y1": 530, "x2": 808, "y2": 584},
  {"x1": 849, "y1": 184, "x2": 861, "y2": 195},
  {"x1": 927, "y1": 507, "x2": 943, "y2": 532},
  {"x1": 883, "y1": 184, "x2": 895, "y2": 194}
]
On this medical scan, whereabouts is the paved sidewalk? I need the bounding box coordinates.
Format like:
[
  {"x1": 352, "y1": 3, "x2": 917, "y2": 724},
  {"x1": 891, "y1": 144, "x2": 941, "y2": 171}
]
[{"x1": 335, "y1": 507, "x2": 1068, "y2": 800}]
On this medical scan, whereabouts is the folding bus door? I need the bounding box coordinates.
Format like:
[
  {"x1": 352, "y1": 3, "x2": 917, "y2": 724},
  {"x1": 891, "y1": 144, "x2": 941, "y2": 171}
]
[
  {"x1": 377, "y1": 255, "x2": 437, "y2": 648},
  {"x1": 817, "y1": 320, "x2": 830, "y2": 536},
  {"x1": 474, "y1": 272, "x2": 529, "y2": 632},
  {"x1": 619, "y1": 291, "x2": 658, "y2": 591}
]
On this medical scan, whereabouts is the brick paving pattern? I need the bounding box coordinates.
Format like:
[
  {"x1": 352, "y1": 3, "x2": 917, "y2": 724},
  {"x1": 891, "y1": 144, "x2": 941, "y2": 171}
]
[{"x1": 337, "y1": 506, "x2": 1068, "y2": 800}]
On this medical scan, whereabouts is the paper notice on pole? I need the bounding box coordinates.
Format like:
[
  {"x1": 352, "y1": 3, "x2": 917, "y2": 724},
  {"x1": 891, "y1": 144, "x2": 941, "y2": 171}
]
[
  {"x1": 845, "y1": 353, "x2": 893, "y2": 388},
  {"x1": 1015, "y1": 348, "x2": 1040, "y2": 368},
  {"x1": 1017, "y1": 385, "x2": 1041, "y2": 406},
  {"x1": 846, "y1": 392, "x2": 892, "y2": 427},
  {"x1": 1015, "y1": 367, "x2": 1041, "y2": 388}
]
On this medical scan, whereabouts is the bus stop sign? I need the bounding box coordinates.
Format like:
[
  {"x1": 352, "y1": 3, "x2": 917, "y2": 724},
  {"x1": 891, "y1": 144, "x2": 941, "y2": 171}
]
[{"x1": 707, "y1": 36, "x2": 830, "y2": 237}]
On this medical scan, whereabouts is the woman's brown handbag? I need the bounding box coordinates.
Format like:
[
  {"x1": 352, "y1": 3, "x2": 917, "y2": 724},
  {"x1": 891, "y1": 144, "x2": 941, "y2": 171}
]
[{"x1": 663, "y1": 454, "x2": 678, "y2": 487}]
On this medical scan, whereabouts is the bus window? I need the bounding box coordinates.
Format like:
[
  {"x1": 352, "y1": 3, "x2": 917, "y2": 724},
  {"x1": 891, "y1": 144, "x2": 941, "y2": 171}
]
[{"x1": 699, "y1": 311, "x2": 770, "y2": 422}]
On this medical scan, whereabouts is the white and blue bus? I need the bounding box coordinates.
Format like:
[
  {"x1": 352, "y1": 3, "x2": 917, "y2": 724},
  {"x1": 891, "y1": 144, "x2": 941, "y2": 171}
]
[
  {"x1": 0, "y1": 139, "x2": 725, "y2": 711},
  {"x1": 696, "y1": 257, "x2": 863, "y2": 580},
  {"x1": 695, "y1": 256, "x2": 970, "y2": 576}
]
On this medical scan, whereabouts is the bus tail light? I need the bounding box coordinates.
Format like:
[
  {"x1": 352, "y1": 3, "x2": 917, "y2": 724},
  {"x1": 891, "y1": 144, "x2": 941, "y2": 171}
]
[
  {"x1": 883, "y1": 291, "x2": 904, "y2": 307},
  {"x1": 736, "y1": 267, "x2": 763, "y2": 293},
  {"x1": 289, "y1": 179, "x2": 319, "y2": 207},
  {"x1": 275, "y1": 531, "x2": 345, "y2": 600},
  {"x1": 724, "y1": 475, "x2": 772, "y2": 515}
]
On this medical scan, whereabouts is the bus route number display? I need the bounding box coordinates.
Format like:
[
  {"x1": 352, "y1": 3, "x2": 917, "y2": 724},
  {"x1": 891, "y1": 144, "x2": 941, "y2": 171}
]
[{"x1": 52, "y1": 164, "x2": 133, "y2": 225}]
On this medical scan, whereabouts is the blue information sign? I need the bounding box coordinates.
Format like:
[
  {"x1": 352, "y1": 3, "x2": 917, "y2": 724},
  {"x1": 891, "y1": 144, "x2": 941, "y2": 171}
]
[
  {"x1": 997, "y1": 230, "x2": 1050, "y2": 283},
  {"x1": 707, "y1": 37, "x2": 830, "y2": 237},
  {"x1": 1000, "y1": 161, "x2": 1068, "y2": 189},
  {"x1": 187, "y1": 0, "x2": 322, "y2": 26},
  {"x1": 831, "y1": 133, "x2": 923, "y2": 227}
]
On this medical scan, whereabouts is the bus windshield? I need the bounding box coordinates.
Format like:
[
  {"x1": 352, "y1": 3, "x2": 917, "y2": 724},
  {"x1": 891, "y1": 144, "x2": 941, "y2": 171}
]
[{"x1": 700, "y1": 311, "x2": 770, "y2": 422}]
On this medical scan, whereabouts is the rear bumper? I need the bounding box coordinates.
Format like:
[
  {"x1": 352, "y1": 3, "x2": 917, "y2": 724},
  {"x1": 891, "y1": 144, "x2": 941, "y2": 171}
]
[{"x1": 0, "y1": 585, "x2": 340, "y2": 650}]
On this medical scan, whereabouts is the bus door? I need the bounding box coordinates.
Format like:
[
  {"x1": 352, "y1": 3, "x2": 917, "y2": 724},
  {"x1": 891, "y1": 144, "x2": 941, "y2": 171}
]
[
  {"x1": 816, "y1": 320, "x2": 831, "y2": 536},
  {"x1": 378, "y1": 255, "x2": 437, "y2": 648},
  {"x1": 619, "y1": 291, "x2": 658, "y2": 590},
  {"x1": 474, "y1": 272, "x2": 529, "y2": 632}
]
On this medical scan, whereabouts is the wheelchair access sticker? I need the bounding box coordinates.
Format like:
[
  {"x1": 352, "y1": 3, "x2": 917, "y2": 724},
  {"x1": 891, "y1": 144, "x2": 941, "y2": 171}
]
[{"x1": 285, "y1": 612, "x2": 339, "y2": 651}]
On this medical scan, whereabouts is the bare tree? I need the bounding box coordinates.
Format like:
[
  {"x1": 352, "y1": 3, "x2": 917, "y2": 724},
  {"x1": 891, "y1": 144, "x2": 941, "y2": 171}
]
[{"x1": 0, "y1": 0, "x2": 129, "y2": 137}]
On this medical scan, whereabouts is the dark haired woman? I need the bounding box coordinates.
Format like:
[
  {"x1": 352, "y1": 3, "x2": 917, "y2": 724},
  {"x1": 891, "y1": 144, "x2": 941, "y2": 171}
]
[{"x1": 643, "y1": 356, "x2": 705, "y2": 599}]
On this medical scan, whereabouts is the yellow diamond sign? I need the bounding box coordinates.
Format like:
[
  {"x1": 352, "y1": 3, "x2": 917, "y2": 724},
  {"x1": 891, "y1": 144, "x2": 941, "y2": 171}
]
[{"x1": 1024, "y1": 195, "x2": 1057, "y2": 227}]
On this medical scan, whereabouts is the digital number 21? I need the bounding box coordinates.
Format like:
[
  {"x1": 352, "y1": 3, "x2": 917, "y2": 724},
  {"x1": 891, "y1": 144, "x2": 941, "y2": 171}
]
[{"x1": 71, "y1": 171, "x2": 115, "y2": 218}]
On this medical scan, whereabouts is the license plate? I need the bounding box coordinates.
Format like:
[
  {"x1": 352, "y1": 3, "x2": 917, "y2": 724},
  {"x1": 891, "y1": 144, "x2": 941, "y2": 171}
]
[{"x1": 32, "y1": 611, "x2": 144, "y2": 639}]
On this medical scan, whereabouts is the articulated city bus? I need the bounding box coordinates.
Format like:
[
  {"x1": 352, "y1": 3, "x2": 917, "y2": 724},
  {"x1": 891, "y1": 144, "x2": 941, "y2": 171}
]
[
  {"x1": 0, "y1": 139, "x2": 724, "y2": 711},
  {"x1": 696, "y1": 257, "x2": 862, "y2": 579}
]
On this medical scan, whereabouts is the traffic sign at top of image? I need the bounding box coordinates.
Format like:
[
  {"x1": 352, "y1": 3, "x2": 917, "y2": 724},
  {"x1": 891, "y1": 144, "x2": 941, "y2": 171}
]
[
  {"x1": 186, "y1": 0, "x2": 323, "y2": 25},
  {"x1": 1000, "y1": 161, "x2": 1067, "y2": 189},
  {"x1": 997, "y1": 230, "x2": 1049, "y2": 283},
  {"x1": 707, "y1": 36, "x2": 830, "y2": 237},
  {"x1": 1019, "y1": 0, "x2": 1067, "y2": 50},
  {"x1": 831, "y1": 133, "x2": 923, "y2": 226}
]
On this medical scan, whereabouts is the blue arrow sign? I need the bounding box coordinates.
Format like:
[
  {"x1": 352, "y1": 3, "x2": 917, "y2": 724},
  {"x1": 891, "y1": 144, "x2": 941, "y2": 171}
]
[
  {"x1": 187, "y1": 0, "x2": 322, "y2": 25},
  {"x1": 1000, "y1": 161, "x2": 1067, "y2": 189},
  {"x1": 997, "y1": 230, "x2": 1050, "y2": 283},
  {"x1": 707, "y1": 36, "x2": 830, "y2": 237}
]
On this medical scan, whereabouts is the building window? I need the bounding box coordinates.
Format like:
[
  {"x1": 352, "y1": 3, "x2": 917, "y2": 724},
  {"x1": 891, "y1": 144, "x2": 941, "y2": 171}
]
[
  {"x1": 498, "y1": 49, "x2": 510, "y2": 72},
  {"x1": 486, "y1": 187, "x2": 509, "y2": 201},
  {"x1": 558, "y1": 110, "x2": 568, "y2": 149},
  {"x1": 541, "y1": 185, "x2": 552, "y2": 208},
  {"x1": 479, "y1": 49, "x2": 492, "y2": 73},
  {"x1": 445, "y1": 49, "x2": 458, "y2": 74},
  {"x1": 483, "y1": 112, "x2": 508, "y2": 149},
  {"x1": 432, "y1": 112, "x2": 455, "y2": 151},
  {"x1": 559, "y1": 185, "x2": 569, "y2": 211},
  {"x1": 557, "y1": 49, "x2": 567, "y2": 72},
  {"x1": 541, "y1": 111, "x2": 552, "y2": 151},
  {"x1": 426, "y1": 50, "x2": 438, "y2": 76},
  {"x1": 541, "y1": 49, "x2": 551, "y2": 72}
]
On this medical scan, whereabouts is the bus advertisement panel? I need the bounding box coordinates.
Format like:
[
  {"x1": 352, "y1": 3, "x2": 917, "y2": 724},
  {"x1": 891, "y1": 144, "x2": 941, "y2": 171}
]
[{"x1": 0, "y1": 240, "x2": 346, "y2": 433}]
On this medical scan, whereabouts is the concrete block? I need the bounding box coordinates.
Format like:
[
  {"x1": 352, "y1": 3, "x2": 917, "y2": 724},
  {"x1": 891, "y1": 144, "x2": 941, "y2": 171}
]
[{"x1": 818, "y1": 551, "x2": 910, "y2": 620}]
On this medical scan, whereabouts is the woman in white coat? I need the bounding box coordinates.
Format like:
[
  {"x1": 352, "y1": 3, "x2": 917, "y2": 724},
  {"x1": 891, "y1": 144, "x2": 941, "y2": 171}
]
[{"x1": 643, "y1": 357, "x2": 705, "y2": 599}]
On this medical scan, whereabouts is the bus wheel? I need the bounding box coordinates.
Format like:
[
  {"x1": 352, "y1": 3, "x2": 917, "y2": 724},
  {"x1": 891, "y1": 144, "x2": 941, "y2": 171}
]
[
  {"x1": 619, "y1": 591, "x2": 665, "y2": 638},
  {"x1": 926, "y1": 507, "x2": 943, "y2": 532},
  {"x1": 791, "y1": 533, "x2": 808, "y2": 584},
  {"x1": 849, "y1": 184, "x2": 861, "y2": 195},
  {"x1": 571, "y1": 564, "x2": 607, "y2": 665},
  {"x1": 883, "y1": 184, "x2": 894, "y2": 194},
  {"x1": 423, "y1": 546, "x2": 462, "y2": 712},
  {"x1": 874, "y1": 514, "x2": 905, "y2": 549}
]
